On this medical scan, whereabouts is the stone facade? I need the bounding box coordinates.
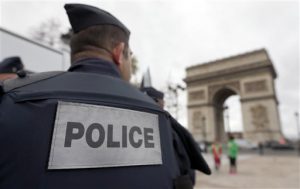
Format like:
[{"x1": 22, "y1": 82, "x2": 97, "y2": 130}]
[{"x1": 184, "y1": 49, "x2": 282, "y2": 143}]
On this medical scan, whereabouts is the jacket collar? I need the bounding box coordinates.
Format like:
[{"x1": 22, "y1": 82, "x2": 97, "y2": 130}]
[{"x1": 68, "y1": 58, "x2": 121, "y2": 78}]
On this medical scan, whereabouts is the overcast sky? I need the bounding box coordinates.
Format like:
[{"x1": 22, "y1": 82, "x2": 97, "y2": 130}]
[{"x1": 0, "y1": 0, "x2": 299, "y2": 139}]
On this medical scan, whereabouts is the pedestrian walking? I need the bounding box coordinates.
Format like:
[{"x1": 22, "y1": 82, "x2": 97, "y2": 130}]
[
  {"x1": 227, "y1": 135, "x2": 238, "y2": 174},
  {"x1": 258, "y1": 141, "x2": 264, "y2": 155}
]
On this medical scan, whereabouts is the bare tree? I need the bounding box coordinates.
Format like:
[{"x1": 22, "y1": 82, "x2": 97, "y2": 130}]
[
  {"x1": 131, "y1": 55, "x2": 138, "y2": 76},
  {"x1": 129, "y1": 55, "x2": 141, "y2": 86},
  {"x1": 30, "y1": 18, "x2": 64, "y2": 48}
]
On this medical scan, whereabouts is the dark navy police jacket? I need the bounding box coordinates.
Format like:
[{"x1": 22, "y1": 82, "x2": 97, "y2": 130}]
[{"x1": 0, "y1": 58, "x2": 183, "y2": 189}]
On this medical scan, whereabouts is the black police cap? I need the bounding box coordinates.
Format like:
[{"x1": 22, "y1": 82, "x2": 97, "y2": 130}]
[
  {"x1": 64, "y1": 3, "x2": 130, "y2": 36},
  {"x1": 141, "y1": 87, "x2": 164, "y2": 100},
  {"x1": 0, "y1": 56, "x2": 24, "y2": 74}
]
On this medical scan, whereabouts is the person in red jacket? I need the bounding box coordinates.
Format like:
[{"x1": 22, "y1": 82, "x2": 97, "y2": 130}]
[{"x1": 211, "y1": 140, "x2": 222, "y2": 171}]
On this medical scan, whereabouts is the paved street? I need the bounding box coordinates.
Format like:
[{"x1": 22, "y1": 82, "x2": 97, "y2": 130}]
[{"x1": 195, "y1": 151, "x2": 300, "y2": 189}]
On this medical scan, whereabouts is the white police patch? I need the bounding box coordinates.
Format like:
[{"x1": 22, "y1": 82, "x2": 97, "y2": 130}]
[{"x1": 48, "y1": 101, "x2": 162, "y2": 169}]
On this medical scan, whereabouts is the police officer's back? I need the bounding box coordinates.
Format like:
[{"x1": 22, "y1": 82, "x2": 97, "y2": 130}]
[{"x1": 0, "y1": 4, "x2": 181, "y2": 189}]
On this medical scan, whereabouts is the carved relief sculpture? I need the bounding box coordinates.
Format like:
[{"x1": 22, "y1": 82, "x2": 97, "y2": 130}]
[
  {"x1": 244, "y1": 80, "x2": 267, "y2": 93},
  {"x1": 193, "y1": 111, "x2": 203, "y2": 131},
  {"x1": 189, "y1": 90, "x2": 205, "y2": 101},
  {"x1": 250, "y1": 104, "x2": 269, "y2": 130}
]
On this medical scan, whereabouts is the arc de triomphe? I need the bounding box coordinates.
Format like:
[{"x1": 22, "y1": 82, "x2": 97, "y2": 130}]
[{"x1": 184, "y1": 49, "x2": 282, "y2": 143}]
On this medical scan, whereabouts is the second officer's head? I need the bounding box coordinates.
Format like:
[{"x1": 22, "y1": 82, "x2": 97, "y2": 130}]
[
  {"x1": 65, "y1": 3, "x2": 132, "y2": 81},
  {"x1": 0, "y1": 56, "x2": 24, "y2": 81}
]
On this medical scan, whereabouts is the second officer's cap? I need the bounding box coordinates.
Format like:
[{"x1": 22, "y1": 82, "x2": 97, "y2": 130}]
[
  {"x1": 141, "y1": 87, "x2": 164, "y2": 100},
  {"x1": 0, "y1": 57, "x2": 24, "y2": 73},
  {"x1": 64, "y1": 3, "x2": 130, "y2": 36}
]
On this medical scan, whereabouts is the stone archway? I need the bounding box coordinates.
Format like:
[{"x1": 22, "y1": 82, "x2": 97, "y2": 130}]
[
  {"x1": 212, "y1": 88, "x2": 238, "y2": 142},
  {"x1": 184, "y1": 49, "x2": 282, "y2": 143}
]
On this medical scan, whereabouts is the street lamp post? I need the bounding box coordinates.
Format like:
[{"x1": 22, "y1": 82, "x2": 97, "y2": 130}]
[
  {"x1": 202, "y1": 117, "x2": 206, "y2": 142},
  {"x1": 202, "y1": 117, "x2": 207, "y2": 152},
  {"x1": 223, "y1": 105, "x2": 231, "y2": 134},
  {"x1": 295, "y1": 112, "x2": 300, "y2": 156}
]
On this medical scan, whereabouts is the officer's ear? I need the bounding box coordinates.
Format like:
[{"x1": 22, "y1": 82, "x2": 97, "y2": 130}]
[{"x1": 111, "y1": 42, "x2": 125, "y2": 66}]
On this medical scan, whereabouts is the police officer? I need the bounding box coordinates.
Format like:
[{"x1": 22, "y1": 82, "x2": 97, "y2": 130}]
[
  {"x1": 0, "y1": 56, "x2": 24, "y2": 80},
  {"x1": 0, "y1": 4, "x2": 199, "y2": 189},
  {"x1": 141, "y1": 87, "x2": 165, "y2": 108},
  {"x1": 141, "y1": 87, "x2": 211, "y2": 186},
  {"x1": 0, "y1": 56, "x2": 33, "y2": 81}
]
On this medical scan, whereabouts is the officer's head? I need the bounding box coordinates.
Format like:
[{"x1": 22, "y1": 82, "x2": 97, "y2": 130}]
[
  {"x1": 65, "y1": 4, "x2": 132, "y2": 81},
  {"x1": 0, "y1": 56, "x2": 24, "y2": 81}
]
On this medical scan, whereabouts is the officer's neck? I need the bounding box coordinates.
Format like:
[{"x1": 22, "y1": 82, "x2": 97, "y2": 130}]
[{"x1": 72, "y1": 51, "x2": 115, "y2": 65}]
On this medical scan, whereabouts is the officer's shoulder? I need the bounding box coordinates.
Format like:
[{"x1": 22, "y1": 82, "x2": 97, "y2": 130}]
[
  {"x1": 0, "y1": 71, "x2": 64, "y2": 94},
  {"x1": 0, "y1": 71, "x2": 161, "y2": 112}
]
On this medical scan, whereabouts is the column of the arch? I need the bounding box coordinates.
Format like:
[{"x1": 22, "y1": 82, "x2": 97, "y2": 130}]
[
  {"x1": 214, "y1": 104, "x2": 228, "y2": 142},
  {"x1": 186, "y1": 85, "x2": 216, "y2": 143},
  {"x1": 272, "y1": 78, "x2": 284, "y2": 139},
  {"x1": 240, "y1": 98, "x2": 282, "y2": 143},
  {"x1": 204, "y1": 105, "x2": 216, "y2": 142},
  {"x1": 239, "y1": 74, "x2": 282, "y2": 143},
  {"x1": 187, "y1": 105, "x2": 216, "y2": 142}
]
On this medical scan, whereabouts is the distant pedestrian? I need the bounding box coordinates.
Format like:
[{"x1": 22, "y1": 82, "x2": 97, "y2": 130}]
[
  {"x1": 211, "y1": 140, "x2": 222, "y2": 171},
  {"x1": 258, "y1": 142, "x2": 264, "y2": 155},
  {"x1": 227, "y1": 135, "x2": 238, "y2": 174}
]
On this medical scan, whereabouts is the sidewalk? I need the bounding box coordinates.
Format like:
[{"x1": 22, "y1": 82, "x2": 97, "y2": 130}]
[{"x1": 195, "y1": 153, "x2": 300, "y2": 189}]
